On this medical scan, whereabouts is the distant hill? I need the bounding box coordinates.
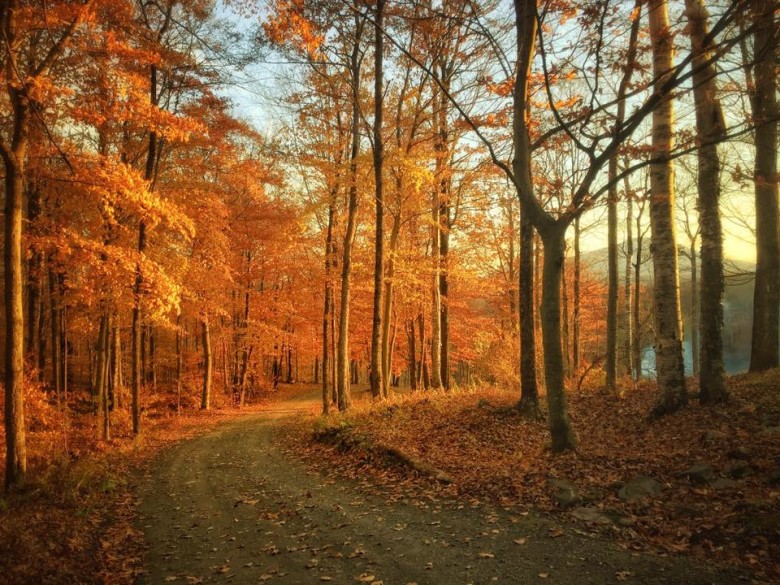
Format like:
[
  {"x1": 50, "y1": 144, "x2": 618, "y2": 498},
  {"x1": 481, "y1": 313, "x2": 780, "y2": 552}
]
[{"x1": 578, "y1": 244, "x2": 755, "y2": 285}]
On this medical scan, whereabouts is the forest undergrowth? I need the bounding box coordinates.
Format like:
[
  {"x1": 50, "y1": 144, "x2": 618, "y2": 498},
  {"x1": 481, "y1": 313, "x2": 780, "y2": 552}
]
[
  {"x1": 0, "y1": 381, "x2": 296, "y2": 585},
  {"x1": 296, "y1": 371, "x2": 780, "y2": 582}
]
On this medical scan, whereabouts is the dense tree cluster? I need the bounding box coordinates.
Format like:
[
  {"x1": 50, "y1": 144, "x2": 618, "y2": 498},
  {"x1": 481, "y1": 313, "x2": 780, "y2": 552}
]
[{"x1": 2, "y1": 0, "x2": 777, "y2": 489}]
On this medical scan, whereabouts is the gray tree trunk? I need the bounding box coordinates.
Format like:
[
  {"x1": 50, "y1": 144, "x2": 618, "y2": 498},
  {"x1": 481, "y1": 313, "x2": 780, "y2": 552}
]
[
  {"x1": 648, "y1": 0, "x2": 687, "y2": 416},
  {"x1": 748, "y1": 0, "x2": 779, "y2": 372}
]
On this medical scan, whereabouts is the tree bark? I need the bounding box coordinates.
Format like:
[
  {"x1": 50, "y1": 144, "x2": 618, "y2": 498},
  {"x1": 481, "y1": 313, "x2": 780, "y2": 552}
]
[
  {"x1": 3, "y1": 124, "x2": 28, "y2": 490},
  {"x1": 430, "y1": 186, "x2": 443, "y2": 389},
  {"x1": 407, "y1": 320, "x2": 417, "y2": 390},
  {"x1": 201, "y1": 319, "x2": 212, "y2": 410},
  {"x1": 633, "y1": 205, "x2": 644, "y2": 382},
  {"x1": 648, "y1": 0, "x2": 687, "y2": 416},
  {"x1": 748, "y1": 0, "x2": 779, "y2": 372},
  {"x1": 322, "y1": 198, "x2": 335, "y2": 414},
  {"x1": 572, "y1": 216, "x2": 581, "y2": 374},
  {"x1": 337, "y1": 15, "x2": 364, "y2": 411},
  {"x1": 382, "y1": 213, "x2": 401, "y2": 397},
  {"x1": 539, "y1": 224, "x2": 576, "y2": 450},
  {"x1": 96, "y1": 314, "x2": 110, "y2": 441},
  {"x1": 369, "y1": 0, "x2": 385, "y2": 400},
  {"x1": 606, "y1": 0, "x2": 641, "y2": 393},
  {"x1": 624, "y1": 190, "x2": 634, "y2": 379}
]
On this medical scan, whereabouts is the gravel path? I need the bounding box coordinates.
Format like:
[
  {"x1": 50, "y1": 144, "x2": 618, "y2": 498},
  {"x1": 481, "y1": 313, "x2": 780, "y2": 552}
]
[{"x1": 137, "y1": 388, "x2": 744, "y2": 585}]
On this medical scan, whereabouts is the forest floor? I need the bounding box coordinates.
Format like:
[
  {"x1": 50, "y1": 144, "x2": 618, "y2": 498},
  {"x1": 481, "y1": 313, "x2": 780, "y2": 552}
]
[
  {"x1": 0, "y1": 384, "x2": 301, "y2": 584},
  {"x1": 1, "y1": 374, "x2": 776, "y2": 584},
  {"x1": 136, "y1": 384, "x2": 754, "y2": 585},
  {"x1": 298, "y1": 372, "x2": 780, "y2": 584}
]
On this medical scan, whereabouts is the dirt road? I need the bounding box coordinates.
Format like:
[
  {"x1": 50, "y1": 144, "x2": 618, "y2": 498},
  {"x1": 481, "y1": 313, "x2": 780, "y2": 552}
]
[{"x1": 137, "y1": 388, "x2": 744, "y2": 585}]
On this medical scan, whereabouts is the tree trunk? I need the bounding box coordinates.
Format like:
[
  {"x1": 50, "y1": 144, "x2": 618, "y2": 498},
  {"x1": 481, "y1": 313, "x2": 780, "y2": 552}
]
[
  {"x1": 322, "y1": 198, "x2": 334, "y2": 414},
  {"x1": 648, "y1": 0, "x2": 687, "y2": 416},
  {"x1": 748, "y1": 0, "x2": 779, "y2": 372},
  {"x1": 418, "y1": 313, "x2": 429, "y2": 390},
  {"x1": 561, "y1": 248, "x2": 570, "y2": 378},
  {"x1": 176, "y1": 316, "x2": 182, "y2": 414},
  {"x1": 572, "y1": 216, "x2": 581, "y2": 374},
  {"x1": 624, "y1": 190, "x2": 633, "y2": 379},
  {"x1": 685, "y1": 0, "x2": 727, "y2": 400},
  {"x1": 381, "y1": 216, "x2": 401, "y2": 399},
  {"x1": 633, "y1": 209, "x2": 644, "y2": 382},
  {"x1": 201, "y1": 319, "x2": 212, "y2": 410},
  {"x1": 96, "y1": 314, "x2": 110, "y2": 441},
  {"x1": 25, "y1": 184, "x2": 42, "y2": 369},
  {"x1": 440, "y1": 197, "x2": 451, "y2": 390},
  {"x1": 407, "y1": 320, "x2": 417, "y2": 390},
  {"x1": 131, "y1": 220, "x2": 146, "y2": 434},
  {"x1": 369, "y1": 0, "x2": 385, "y2": 400},
  {"x1": 50, "y1": 268, "x2": 62, "y2": 404},
  {"x1": 337, "y1": 16, "x2": 364, "y2": 411},
  {"x1": 689, "y1": 242, "x2": 699, "y2": 377},
  {"x1": 606, "y1": 173, "x2": 619, "y2": 391},
  {"x1": 606, "y1": 0, "x2": 641, "y2": 392},
  {"x1": 148, "y1": 326, "x2": 156, "y2": 388},
  {"x1": 111, "y1": 317, "x2": 122, "y2": 409},
  {"x1": 540, "y1": 224, "x2": 576, "y2": 451},
  {"x1": 430, "y1": 191, "x2": 443, "y2": 389},
  {"x1": 518, "y1": 219, "x2": 541, "y2": 410},
  {"x1": 3, "y1": 139, "x2": 28, "y2": 489}
]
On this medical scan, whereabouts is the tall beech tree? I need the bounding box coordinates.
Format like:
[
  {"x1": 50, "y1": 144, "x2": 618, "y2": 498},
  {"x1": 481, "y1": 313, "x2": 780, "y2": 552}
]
[
  {"x1": 747, "y1": 0, "x2": 779, "y2": 372},
  {"x1": 685, "y1": 0, "x2": 728, "y2": 402},
  {"x1": 1, "y1": 0, "x2": 96, "y2": 490},
  {"x1": 647, "y1": 0, "x2": 687, "y2": 416},
  {"x1": 369, "y1": 0, "x2": 386, "y2": 399}
]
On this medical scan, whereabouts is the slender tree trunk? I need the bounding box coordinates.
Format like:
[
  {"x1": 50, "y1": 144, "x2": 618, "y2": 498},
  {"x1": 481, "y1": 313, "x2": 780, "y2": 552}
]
[
  {"x1": 648, "y1": 0, "x2": 687, "y2": 416},
  {"x1": 330, "y1": 292, "x2": 337, "y2": 405},
  {"x1": 540, "y1": 224, "x2": 576, "y2": 451},
  {"x1": 3, "y1": 137, "x2": 27, "y2": 489},
  {"x1": 624, "y1": 191, "x2": 634, "y2": 379},
  {"x1": 201, "y1": 319, "x2": 212, "y2": 410},
  {"x1": 430, "y1": 190, "x2": 443, "y2": 389},
  {"x1": 96, "y1": 314, "x2": 110, "y2": 441},
  {"x1": 749, "y1": 0, "x2": 779, "y2": 372},
  {"x1": 440, "y1": 199, "x2": 451, "y2": 390},
  {"x1": 50, "y1": 268, "x2": 62, "y2": 404},
  {"x1": 689, "y1": 242, "x2": 699, "y2": 376},
  {"x1": 337, "y1": 18, "x2": 364, "y2": 411},
  {"x1": 25, "y1": 185, "x2": 42, "y2": 368},
  {"x1": 633, "y1": 210, "x2": 644, "y2": 382},
  {"x1": 606, "y1": 174, "x2": 619, "y2": 391},
  {"x1": 176, "y1": 316, "x2": 182, "y2": 414},
  {"x1": 369, "y1": 0, "x2": 386, "y2": 400},
  {"x1": 518, "y1": 217, "x2": 541, "y2": 412},
  {"x1": 382, "y1": 213, "x2": 401, "y2": 398},
  {"x1": 131, "y1": 220, "x2": 146, "y2": 434},
  {"x1": 606, "y1": 0, "x2": 641, "y2": 392},
  {"x1": 407, "y1": 320, "x2": 417, "y2": 390},
  {"x1": 111, "y1": 317, "x2": 122, "y2": 409},
  {"x1": 561, "y1": 249, "x2": 571, "y2": 378},
  {"x1": 513, "y1": 0, "x2": 541, "y2": 419},
  {"x1": 418, "y1": 313, "x2": 430, "y2": 390},
  {"x1": 685, "y1": 0, "x2": 727, "y2": 399},
  {"x1": 322, "y1": 200, "x2": 335, "y2": 414},
  {"x1": 573, "y1": 216, "x2": 581, "y2": 373}
]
